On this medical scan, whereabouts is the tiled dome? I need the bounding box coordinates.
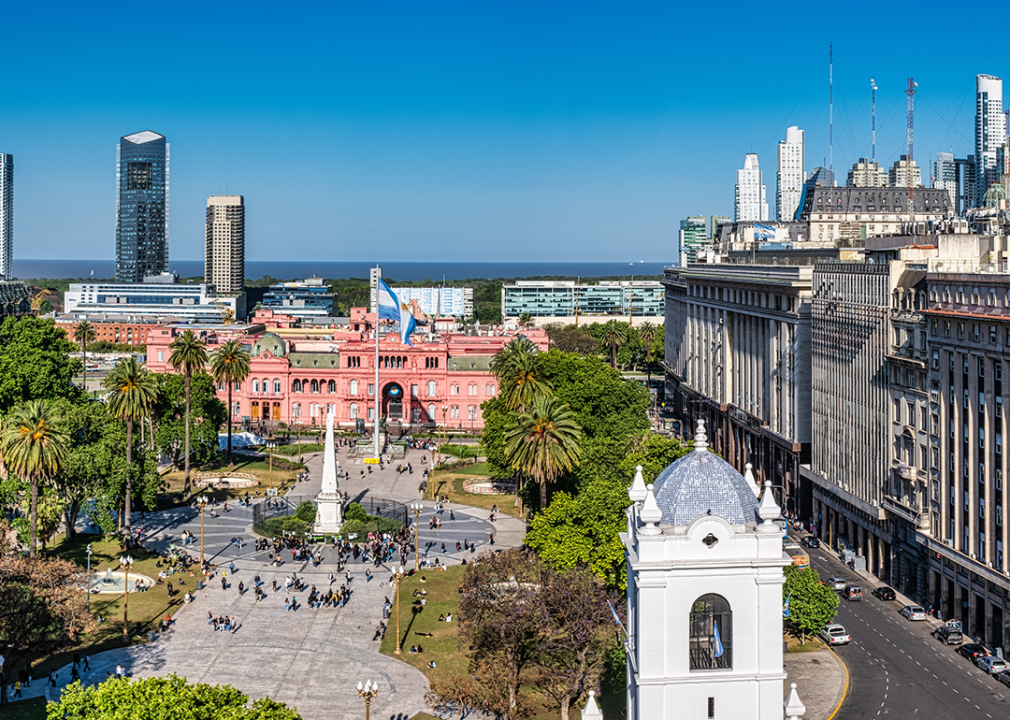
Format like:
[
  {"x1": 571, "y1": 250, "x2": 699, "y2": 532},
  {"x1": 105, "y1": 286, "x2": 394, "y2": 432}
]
[
  {"x1": 251, "y1": 333, "x2": 286, "y2": 358},
  {"x1": 652, "y1": 420, "x2": 760, "y2": 527}
]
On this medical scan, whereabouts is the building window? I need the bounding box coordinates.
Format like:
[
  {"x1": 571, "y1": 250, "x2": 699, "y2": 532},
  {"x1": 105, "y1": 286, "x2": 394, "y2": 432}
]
[
  {"x1": 274, "y1": 380, "x2": 281, "y2": 393},
  {"x1": 311, "y1": 380, "x2": 319, "y2": 393},
  {"x1": 689, "y1": 594, "x2": 732, "y2": 670},
  {"x1": 411, "y1": 384, "x2": 418, "y2": 397},
  {"x1": 292, "y1": 379, "x2": 302, "y2": 393},
  {"x1": 350, "y1": 403, "x2": 358, "y2": 419},
  {"x1": 158, "y1": 350, "x2": 165, "y2": 362},
  {"x1": 368, "y1": 384, "x2": 375, "y2": 396},
  {"x1": 252, "y1": 379, "x2": 260, "y2": 393},
  {"x1": 427, "y1": 403, "x2": 436, "y2": 421},
  {"x1": 328, "y1": 380, "x2": 336, "y2": 393},
  {"x1": 293, "y1": 403, "x2": 302, "y2": 417},
  {"x1": 350, "y1": 379, "x2": 358, "y2": 396},
  {"x1": 428, "y1": 381, "x2": 437, "y2": 397}
]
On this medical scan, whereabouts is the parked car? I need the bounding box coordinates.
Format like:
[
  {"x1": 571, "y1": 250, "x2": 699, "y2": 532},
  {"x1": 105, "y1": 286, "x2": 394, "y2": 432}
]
[
  {"x1": 872, "y1": 586, "x2": 896, "y2": 601},
  {"x1": 824, "y1": 577, "x2": 847, "y2": 591},
  {"x1": 996, "y1": 670, "x2": 1010, "y2": 688},
  {"x1": 900, "y1": 605, "x2": 927, "y2": 621},
  {"x1": 933, "y1": 625, "x2": 964, "y2": 645},
  {"x1": 801, "y1": 536, "x2": 821, "y2": 548},
  {"x1": 845, "y1": 586, "x2": 863, "y2": 601},
  {"x1": 821, "y1": 623, "x2": 850, "y2": 646},
  {"x1": 977, "y1": 656, "x2": 1007, "y2": 675},
  {"x1": 957, "y1": 643, "x2": 989, "y2": 661}
]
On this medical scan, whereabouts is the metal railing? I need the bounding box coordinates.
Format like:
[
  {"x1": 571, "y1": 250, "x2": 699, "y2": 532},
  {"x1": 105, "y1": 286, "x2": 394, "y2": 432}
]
[{"x1": 252, "y1": 495, "x2": 408, "y2": 536}]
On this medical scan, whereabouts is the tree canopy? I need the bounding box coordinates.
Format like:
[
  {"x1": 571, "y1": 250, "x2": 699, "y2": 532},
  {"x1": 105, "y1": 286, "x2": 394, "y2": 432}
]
[
  {"x1": 152, "y1": 372, "x2": 227, "y2": 470},
  {"x1": 0, "y1": 316, "x2": 83, "y2": 413},
  {"x1": 782, "y1": 565, "x2": 840, "y2": 641}
]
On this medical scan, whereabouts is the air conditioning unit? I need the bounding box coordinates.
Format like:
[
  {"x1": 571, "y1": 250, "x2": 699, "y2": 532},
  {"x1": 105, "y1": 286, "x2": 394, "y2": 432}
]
[{"x1": 943, "y1": 538, "x2": 954, "y2": 547}]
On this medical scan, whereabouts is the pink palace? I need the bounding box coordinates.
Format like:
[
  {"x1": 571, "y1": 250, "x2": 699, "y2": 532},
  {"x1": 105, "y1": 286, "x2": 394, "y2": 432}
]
[{"x1": 144, "y1": 309, "x2": 550, "y2": 432}]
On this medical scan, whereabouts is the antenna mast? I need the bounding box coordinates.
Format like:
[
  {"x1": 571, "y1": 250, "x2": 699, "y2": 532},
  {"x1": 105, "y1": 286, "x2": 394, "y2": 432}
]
[
  {"x1": 905, "y1": 78, "x2": 917, "y2": 221},
  {"x1": 871, "y1": 78, "x2": 878, "y2": 163},
  {"x1": 829, "y1": 44, "x2": 834, "y2": 178}
]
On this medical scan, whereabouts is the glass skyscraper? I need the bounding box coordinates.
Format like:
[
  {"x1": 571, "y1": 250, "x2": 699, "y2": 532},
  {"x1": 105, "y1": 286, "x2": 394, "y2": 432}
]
[{"x1": 116, "y1": 131, "x2": 169, "y2": 282}]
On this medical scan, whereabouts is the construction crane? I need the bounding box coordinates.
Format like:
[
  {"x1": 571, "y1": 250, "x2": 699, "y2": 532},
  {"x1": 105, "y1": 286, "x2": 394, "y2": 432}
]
[
  {"x1": 212, "y1": 299, "x2": 235, "y2": 325},
  {"x1": 30, "y1": 288, "x2": 52, "y2": 315}
]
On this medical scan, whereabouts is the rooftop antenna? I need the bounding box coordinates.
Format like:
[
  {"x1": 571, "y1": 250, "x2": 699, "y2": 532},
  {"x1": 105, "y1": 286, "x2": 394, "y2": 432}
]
[
  {"x1": 871, "y1": 77, "x2": 878, "y2": 163},
  {"x1": 829, "y1": 44, "x2": 834, "y2": 179},
  {"x1": 906, "y1": 78, "x2": 918, "y2": 221}
]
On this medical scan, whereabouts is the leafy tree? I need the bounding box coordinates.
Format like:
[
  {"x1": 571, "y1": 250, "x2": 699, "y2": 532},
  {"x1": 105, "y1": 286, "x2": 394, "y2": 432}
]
[
  {"x1": 74, "y1": 320, "x2": 96, "y2": 391},
  {"x1": 0, "y1": 316, "x2": 83, "y2": 413},
  {"x1": 152, "y1": 372, "x2": 226, "y2": 472},
  {"x1": 210, "y1": 340, "x2": 251, "y2": 464},
  {"x1": 12, "y1": 485, "x2": 66, "y2": 549},
  {"x1": 0, "y1": 400, "x2": 69, "y2": 556},
  {"x1": 600, "y1": 320, "x2": 627, "y2": 369},
  {"x1": 0, "y1": 521, "x2": 96, "y2": 705},
  {"x1": 782, "y1": 565, "x2": 839, "y2": 641},
  {"x1": 295, "y1": 500, "x2": 318, "y2": 523},
  {"x1": 103, "y1": 357, "x2": 159, "y2": 533},
  {"x1": 344, "y1": 502, "x2": 368, "y2": 522},
  {"x1": 544, "y1": 324, "x2": 599, "y2": 356},
  {"x1": 46, "y1": 674, "x2": 302, "y2": 719},
  {"x1": 168, "y1": 330, "x2": 209, "y2": 492},
  {"x1": 504, "y1": 396, "x2": 581, "y2": 511}
]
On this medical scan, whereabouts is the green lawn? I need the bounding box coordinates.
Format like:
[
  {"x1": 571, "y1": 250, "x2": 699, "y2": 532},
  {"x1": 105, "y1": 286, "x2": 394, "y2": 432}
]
[
  {"x1": 159, "y1": 456, "x2": 306, "y2": 507},
  {"x1": 424, "y1": 462, "x2": 523, "y2": 518},
  {"x1": 439, "y1": 443, "x2": 481, "y2": 459},
  {"x1": 0, "y1": 698, "x2": 47, "y2": 720},
  {"x1": 270, "y1": 442, "x2": 324, "y2": 455}
]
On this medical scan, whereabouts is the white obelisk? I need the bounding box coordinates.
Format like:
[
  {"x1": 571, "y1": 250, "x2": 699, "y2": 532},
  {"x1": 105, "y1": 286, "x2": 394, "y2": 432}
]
[{"x1": 314, "y1": 407, "x2": 343, "y2": 533}]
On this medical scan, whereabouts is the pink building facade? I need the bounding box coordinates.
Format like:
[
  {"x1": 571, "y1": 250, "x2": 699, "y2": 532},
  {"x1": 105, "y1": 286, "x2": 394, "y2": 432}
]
[{"x1": 145, "y1": 323, "x2": 549, "y2": 431}]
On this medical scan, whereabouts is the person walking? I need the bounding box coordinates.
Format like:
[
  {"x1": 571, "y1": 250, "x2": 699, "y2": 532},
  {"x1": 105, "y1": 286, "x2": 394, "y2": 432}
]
[
  {"x1": 238, "y1": 580, "x2": 244, "y2": 595},
  {"x1": 13, "y1": 681, "x2": 22, "y2": 699}
]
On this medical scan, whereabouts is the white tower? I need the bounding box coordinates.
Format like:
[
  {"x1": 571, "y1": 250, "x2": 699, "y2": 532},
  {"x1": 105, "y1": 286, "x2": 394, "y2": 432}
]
[
  {"x1": 314, "y1": 407, "x2": 343, "y2": 533},
  {"x1": 0, "y1": 154, "x2": 11, "y2": 281},
  {"x1": 623, "y1": 421, "x2": 789, "y2": 720},
  {"x1": 735, "y1": 154, "x2": 768, "y2": 222},
  {"x1": 777, "y1": 127, "x2": 804, "y2": 221},
  {"x1": 975, "y1": 74, "x2": 1005, "y2": 207}
]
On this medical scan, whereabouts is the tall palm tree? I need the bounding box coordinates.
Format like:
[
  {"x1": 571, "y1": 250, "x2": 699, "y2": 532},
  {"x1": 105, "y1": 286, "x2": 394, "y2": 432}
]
[
  {"x1": 490, "y1": 336, "x2": 552, "y2": 412},
  {"x1": 74, "y1": 320, "x2": 97, "y2": 393},
  {"x1": 0, "y1": 400, "x2": 69, "y2": 557},
  {"x1": 638, "y1": 321, "x2": 657, "y2": 385},
  {"x1": 168, "y1": 330, "x2": 209, "y2": 493},
  {"x1": 210, "y1": 340, "x2": 251, "y2": 465},
  {"x1": 504, "y1": 396, "x2": 582, "y2": 511},
  {"x1": 517, "y1": 312, "x2": 535, "y2": 328},
  {"x1": 601, "y1": 320, "x2": 627, "y2": 369},
  {"x1": 103, "y1": 357, "x2": 159, "y2": 533}
]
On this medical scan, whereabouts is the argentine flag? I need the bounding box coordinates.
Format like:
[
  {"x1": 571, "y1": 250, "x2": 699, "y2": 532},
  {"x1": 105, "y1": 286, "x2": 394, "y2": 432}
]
[
  {"x1": 377, "y1": 277, "x2": 417, "y2": 346},
  {"x1": 783, "y1": 593, "x2": 791, "y2": 618},
  {"x1": 713, "y1": 621, "x2": 725, "y2": 658}
]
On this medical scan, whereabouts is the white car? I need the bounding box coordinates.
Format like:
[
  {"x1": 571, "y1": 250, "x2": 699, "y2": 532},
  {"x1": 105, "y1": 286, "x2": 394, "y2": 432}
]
[
  {"x1": 821, "y1": 623, "x2": 850, "y2": 646},
  {"x1": 977, "y1": 656, "x2": 1007, "y2": 675},
  {"x1": 900, "y1": 605, "x2": 927, "y2": 621},
  {"x1": 824, "y1": 577, "x2": 847, "y2": 591}
]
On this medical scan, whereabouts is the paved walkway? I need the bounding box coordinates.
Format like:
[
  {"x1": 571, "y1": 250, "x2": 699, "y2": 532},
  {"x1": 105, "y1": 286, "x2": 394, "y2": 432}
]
[
  {"x1": 23, "y1": 445, "x2": 525, "y2": 720},
  {"x1": 784, "y1": 650, "x2": 847, "y2": 720}
]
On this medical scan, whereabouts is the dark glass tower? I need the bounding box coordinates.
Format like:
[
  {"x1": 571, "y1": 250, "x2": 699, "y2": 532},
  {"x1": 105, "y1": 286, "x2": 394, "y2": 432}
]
[{"x1": 116, "y1": 131, "x2": 169, "y2": 282}]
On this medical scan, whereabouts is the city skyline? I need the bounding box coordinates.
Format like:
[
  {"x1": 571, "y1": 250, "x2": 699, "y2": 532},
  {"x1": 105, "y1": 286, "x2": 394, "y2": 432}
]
[{"x1": 1, "y1": 2, "x2": 1008, "y2": 264}]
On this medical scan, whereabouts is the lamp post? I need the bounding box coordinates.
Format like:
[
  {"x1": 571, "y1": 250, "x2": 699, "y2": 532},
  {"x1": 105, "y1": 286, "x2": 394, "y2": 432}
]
[
  {"x1": 197, "y1": 495, "x2": 208, "y2": 566},
  {"x1": 119, "y1": 554, "x2": 134, "y2": 640},
  {"x1": 440, "y1": 405, "x2": 448, "y2": 466},
  {"x1": 86, "y1": 544, "x2": 93, "y2": 612},
  {"x1": 391, "y1": 567, "x2": 405, "y2": 654},
  {"x1": 356, "y1": 679, "x2": 379, "y2": 720},
  {"x1": 410, "y1": 502, "x2": 423, "y2": 571}
]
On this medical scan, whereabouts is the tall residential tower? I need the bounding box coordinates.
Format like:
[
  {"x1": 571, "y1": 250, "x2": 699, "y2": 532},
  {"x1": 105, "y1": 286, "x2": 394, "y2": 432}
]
[
  {"x1": 115, "y1": 131, "x2": 169, "y2": 283},
  {"x1": 0, "y1": 154, "x2": 11, "y2": 280},
  {"x1": 204, "y1": 195, "x2": 245, "y2": 293},
  {"x1": 975, "y1": 75, "x2": 1005, "y2": 208},
  {"x1": 776, "y1": 126, "x2": 805, "y2": 221},
  {"x1": 735, "y1": 153, "x2": 768, "y2": 222}
]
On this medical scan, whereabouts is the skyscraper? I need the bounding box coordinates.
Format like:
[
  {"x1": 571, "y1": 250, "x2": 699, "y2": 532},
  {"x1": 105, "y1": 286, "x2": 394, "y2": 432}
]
[
  {"x1": 975, "y1": 75, "x2": 1005, "y2": 208},
  {"x1": 0, "y1": 154, "x2": 11, "y2": 281},
  {"x1": 205, "y1": 196, "x2": 245, "y2": 293},
  {"x1": 847, "y1": 158, "x2": 888, "y2": 187},
  {"x1": 888, "y1": 155, "x2": 922, "y2": 189},
  {"x1": 678, "y1": 216, "x2": 708, "y2": 265},
  {"x1": 116, "y1": 131, "x2": 169, "y2": 283},
  {"x1": 776, "y1": 126, "x2": 804, "y2": 221},
  {"x1": 735, "y1": 153, "x2": 768, "y2": 222}
]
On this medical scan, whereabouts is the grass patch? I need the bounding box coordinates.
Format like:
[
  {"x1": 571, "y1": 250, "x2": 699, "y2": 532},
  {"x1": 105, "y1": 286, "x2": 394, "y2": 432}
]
[
  {"x1": 785, "y1": 634, "x2": 825, "y2": 653},
  {"x1": 424, "y1": 464, "x2": 523, "y2": 518},
  {"x1": 439, "y1": 443, "x2": 481, "y2": 459},
  {"x1": 0, "y1": 698, "x2": 47, "y2": 720},
  {"x1": 270, "y1": 443, "x2": 324, "y2": 455},
  {"x1": 159, "y1": 456, "x2": 306, "y2": 507}
]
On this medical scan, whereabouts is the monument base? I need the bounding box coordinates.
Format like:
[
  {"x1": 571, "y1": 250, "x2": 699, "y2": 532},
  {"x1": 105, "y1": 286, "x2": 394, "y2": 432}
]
[{"x1": 314, "y1": 492, "x2": 344, "y2": 534}]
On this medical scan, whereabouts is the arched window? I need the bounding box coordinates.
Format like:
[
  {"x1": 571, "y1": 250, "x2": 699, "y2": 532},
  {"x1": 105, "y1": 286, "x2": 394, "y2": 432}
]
[
  {"x1": 252, "y1": 379, "x2": 260, "y2": 393},
  {"x1": 689, "y1": 594, "x2": 732, "y2": 670},
  {"x1": 328, "y1": 380, "x2": 336, "y2": 393},
  {"x1": 350, "y1": 403, "x2": 359, "y2": 419},
  {"x1": 274, "y1": 380, "x2": 281, "y2": 394},
  {"x1": 292, "y1": 379, "x2": 302, "y2": 393},
  {"x1": 468, "y1": 405, "x2": 477, "y2": 420},
  {"x1": 428, "y1": 381, "x2": 436, "y2": 397},
  {"x1": 293, "y1": 403, "x2": 302, "y2": 417},
  {"x1": 486, "y1": 383, "x2": 492, "y2": 395},
  {"x1": 469, "y1": 383, "x2": 477, "y2": 396},
  {"x1": 350, "y1": 379, "x2": 359, "y2": 396},
  {"x1": 262, "y1": 378, "x2": 269, "y2": 394},
  {"x1": 427, "y1": 404, "x2": 436, "y2": 421},
  {"x1": 311, "y1": 379, "x2": 320, "y2": 393}
]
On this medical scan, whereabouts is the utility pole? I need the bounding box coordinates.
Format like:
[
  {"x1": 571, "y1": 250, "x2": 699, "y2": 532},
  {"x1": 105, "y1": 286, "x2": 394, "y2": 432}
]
[
  {"x1": 829, "y1": 44, "x2": 834, "y2": 178},
  {"x1": 871, "y1": 77, "x2": 878, "y2": 163}
]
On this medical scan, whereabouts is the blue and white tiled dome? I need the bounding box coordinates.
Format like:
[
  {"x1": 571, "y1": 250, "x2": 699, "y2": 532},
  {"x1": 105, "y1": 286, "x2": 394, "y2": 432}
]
[{"x1": 652, "y1": 420, "x2": 760, "y2": 527}]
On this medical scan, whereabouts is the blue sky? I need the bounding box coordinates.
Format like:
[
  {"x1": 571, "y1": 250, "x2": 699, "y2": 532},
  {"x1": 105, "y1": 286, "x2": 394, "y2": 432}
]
[{"x1": 3, "y1": 1, "x2": 1006, "y2": 263}]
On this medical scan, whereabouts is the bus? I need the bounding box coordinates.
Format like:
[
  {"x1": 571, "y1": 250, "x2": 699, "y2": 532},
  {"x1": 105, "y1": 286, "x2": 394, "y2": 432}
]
[{"x1": 786, "y1": 546, "x2": 810, "y2": 570}]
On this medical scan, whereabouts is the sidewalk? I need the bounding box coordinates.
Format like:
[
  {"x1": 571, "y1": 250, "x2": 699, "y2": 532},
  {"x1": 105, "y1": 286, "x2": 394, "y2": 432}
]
[{"x1": 784, "y1": 649, "x2": 847, "y2": 720}]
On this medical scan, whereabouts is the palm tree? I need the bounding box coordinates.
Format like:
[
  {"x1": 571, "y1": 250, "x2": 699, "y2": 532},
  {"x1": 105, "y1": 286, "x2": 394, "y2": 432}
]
[
  {"x1": 601, "y1": 320, "x2": 627, "y2": 369},
  {"x1": 168, "y1": 330, "x2": 209, "y2": 493},
  {"x1": 103, "y1": 357, "x2": 159, "y2": 533},
  {"x1": 210, "y1": 340, "x2": 251, "y2": 465},
  {"x1": 504, "y1": 396, "x2": 582, "y2": 511},
  {"x1": 518, "y1": 312, "x2": 535, "y2": 328},
  {"x1": 0, "y1": 400, "x2": 69, "y2": 557},
  {"x1": 638, "y1": 321, "x2": 657, "y2": 385},
  {"x1": 74, "y1": 320, "x2": 97, "y2": 393},
  {"x1": 490, "y1": 336, "x2": 552, "y2": 412}
]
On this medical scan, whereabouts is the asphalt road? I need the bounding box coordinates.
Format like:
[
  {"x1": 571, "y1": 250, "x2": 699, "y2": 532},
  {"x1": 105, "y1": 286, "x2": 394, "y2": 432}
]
[{"x1": 807, "y1": 544, "x2": 1010, "y2": 720}]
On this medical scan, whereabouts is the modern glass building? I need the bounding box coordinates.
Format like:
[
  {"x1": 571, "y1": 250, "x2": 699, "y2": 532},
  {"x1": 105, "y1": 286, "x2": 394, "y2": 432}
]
[
  {"x1": 391, "y1": 287, "x2": 474, "y2": 317},
  {"x1": 116, "y1": 131, "x2": 169, "y2": 283},
  {"x1": 501, "y1": 280, "x2": 664, "y2": 318},
  {"x1": 263, "y1": 278, "x2": 336, "y2": 317}
]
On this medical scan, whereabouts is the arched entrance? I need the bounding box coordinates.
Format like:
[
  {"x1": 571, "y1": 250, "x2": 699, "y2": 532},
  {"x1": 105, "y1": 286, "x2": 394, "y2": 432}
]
[{"x1": 383, "y1": 383, "x2": 404, "y2": 420}]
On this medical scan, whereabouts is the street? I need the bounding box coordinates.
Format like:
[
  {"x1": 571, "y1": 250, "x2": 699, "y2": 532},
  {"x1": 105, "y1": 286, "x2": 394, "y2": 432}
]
[{"x1": 808, "y1": 545, "x2": 1010, "y2": 719}]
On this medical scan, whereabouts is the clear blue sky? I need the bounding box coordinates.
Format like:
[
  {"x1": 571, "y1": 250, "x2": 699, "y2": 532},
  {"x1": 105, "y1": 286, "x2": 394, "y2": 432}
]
[{"x1": 3, "y1": 1, "x2": 1006, "y2": 263}]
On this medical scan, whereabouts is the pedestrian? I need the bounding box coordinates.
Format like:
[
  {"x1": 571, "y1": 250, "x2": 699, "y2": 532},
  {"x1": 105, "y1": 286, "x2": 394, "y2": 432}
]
[
  {"x1": 49, "y1": 670, "x2": 58, "y2": 687},
  {"x1": 83, "y1": 655, "x2": 91, "y2": 671},
  {"x1": 229, "y1": 561, "x2": 236, "y2": 574},
  {"x1": 222, "y1": 576, "x2": 227, "y2": 591},
  {"x1": 71, "y1": 665, "x2": 80, "y2": 681},
  {"x1": 13, "y1": 681, "x2": 21, "y2": 699},
  {"x1": 238, "y1": 581, "x2": 244, "y2": 595}
]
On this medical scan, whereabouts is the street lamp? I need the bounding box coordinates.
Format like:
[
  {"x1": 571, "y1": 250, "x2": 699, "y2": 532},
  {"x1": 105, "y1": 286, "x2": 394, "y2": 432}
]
[
  {"x1": 409, "y1": 502, "x2": 423, "y2": 571},
  {"x1": 86, "y1": 544, "x2": 93, "y2": 612},
  {"x1": 119, "y1": 554, "x2": 134, "y2": 640},
  {"x1": 197, "y1": 495, "x2": 208, "y2": 566},
  {"x1": 356, "y1": 679, "x2": 379, "y2": 720},
  {"x1": 391, "y1": 567, "x2": 405, "y2": 655},
  {"x1": 439, "y1": 405, "x2": 448, "y2": 466}
]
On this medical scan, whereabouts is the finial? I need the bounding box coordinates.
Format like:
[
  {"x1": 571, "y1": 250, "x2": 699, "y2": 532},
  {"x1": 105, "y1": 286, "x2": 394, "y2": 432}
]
[
  {"x1": 582, "y1": 690, "x2": 603, "y2": 720},
  {"x1": 640, "y1": 484, "x2": 662, "y2": 535},
  {"x1": 745, "y1": 462, "x2": 759, "y2": 497},
  {"x1": 693, "y1": 419, "x2": 709, "y2": 452},
  {"x1": 628, "y1": 465, "x2": 647, "y2": 503},
  {"x1": 758, "y1": 480, "x2": 781, "y2": 531},
  {"x1": 784, "y1": 682, "x2": 806, "y2": 720}
]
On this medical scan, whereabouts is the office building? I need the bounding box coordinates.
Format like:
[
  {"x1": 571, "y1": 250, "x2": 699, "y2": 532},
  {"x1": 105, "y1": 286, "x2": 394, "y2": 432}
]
[
  {"x1": 889, "y1": 155, "x2": 923, "y2": 189},
  {"x1": 0, "y1": 154, "x2": 11, "y2": 280},
  {"x1": 798, "y1": 186, "x2": 952, "y2": 244},
  {"x1": 116, "y1": 131, "x2": 169, "y2": 283},
  {"x1": 389, "y1": 287, "x2": 473, "y2": 317},
  {"x1": 734, "y1": 153, "x2": 768, "y2": 222},
  {"x1": 847, "y1": 158, "x2": 888, "y2": 188},
  {"x1": 262, "y1": 278, "x2": 335, "y2": 318},
  {"x1": 934, "y1": 152, "x2": 976, "y2": 215},
  {"x1": 205, "y1": 196, "x2": 245, "y2": 293},
  {"x1": 710, "y1": 215, "x2": 731, "y2": 238},
  {"x1": 501, "y1": 280, "x2": 664, "y2": 320},
  {"x1": 976, "y1": 75, "x2": 1006, "y2": 208},
  {"x1": 65, "y1": 274, "x2": 243, "y2": 323},
  {"x1": 777, "y1": 126, "x2": 805, "y2": 221},
  {"x1": 678, "y1": 216, "x2": 708, "y2": 265}
]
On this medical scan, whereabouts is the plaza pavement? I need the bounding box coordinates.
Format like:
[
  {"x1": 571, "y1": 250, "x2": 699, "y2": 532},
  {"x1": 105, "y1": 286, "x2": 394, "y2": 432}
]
[{"x1": 21, "y1": 445, "x2": 525, "y2": 720}]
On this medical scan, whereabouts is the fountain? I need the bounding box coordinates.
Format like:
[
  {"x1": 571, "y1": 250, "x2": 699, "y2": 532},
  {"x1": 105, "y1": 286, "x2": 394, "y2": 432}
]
[{"x1": 83, "y1": 568, "x2": 155, "y2": 594}]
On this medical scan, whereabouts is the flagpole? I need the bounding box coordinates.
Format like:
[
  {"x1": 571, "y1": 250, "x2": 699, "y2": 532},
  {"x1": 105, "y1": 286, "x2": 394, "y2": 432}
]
[{"x1": 374, "y1": 266, "x2": 381, "y2": 460}]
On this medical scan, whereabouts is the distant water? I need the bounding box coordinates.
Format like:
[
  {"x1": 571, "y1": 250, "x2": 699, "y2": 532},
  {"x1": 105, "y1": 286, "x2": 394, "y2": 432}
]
[{"x1": 14, "y1": 259, "x2": 670, "y2": 282}]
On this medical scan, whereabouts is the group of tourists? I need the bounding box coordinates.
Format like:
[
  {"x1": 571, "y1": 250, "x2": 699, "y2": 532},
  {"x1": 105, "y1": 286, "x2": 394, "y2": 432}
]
[{"x1": 206, "y1": 612, "x2": 239, "y2": 633}]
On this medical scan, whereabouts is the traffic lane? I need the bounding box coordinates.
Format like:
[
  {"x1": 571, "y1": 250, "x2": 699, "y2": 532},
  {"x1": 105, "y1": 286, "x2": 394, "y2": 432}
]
[{"x1": 809, "y1": 550, "x2": 1010, "y2": 719}]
